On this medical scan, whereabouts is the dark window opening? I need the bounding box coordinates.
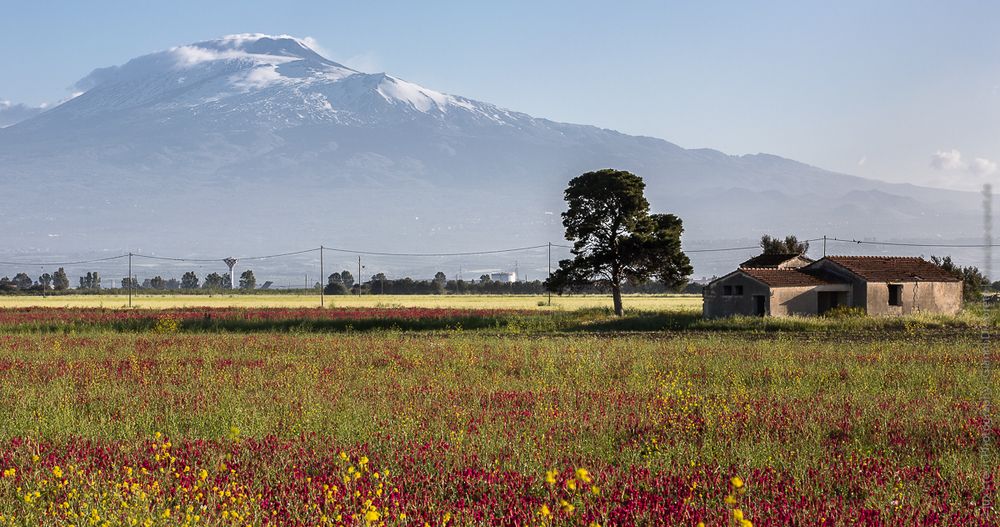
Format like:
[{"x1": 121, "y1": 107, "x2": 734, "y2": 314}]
[
  {"x1": 734, "y1": 285, "x2": 744, "y2": 296},
  {"x1": 723, "y1": 285, "x2": 733, "y2": 296},
  {"x1": 888, "y1": 284, "x2": 903, "y2": 306}
]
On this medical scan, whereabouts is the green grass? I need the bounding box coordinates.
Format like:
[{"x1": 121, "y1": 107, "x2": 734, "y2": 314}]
[{"x1": 0, "y1": 332, "x2": 991, "y2": 475}]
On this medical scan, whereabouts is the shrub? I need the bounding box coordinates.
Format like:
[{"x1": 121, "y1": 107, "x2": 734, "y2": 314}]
[{"x1": 822, "y1": 306, "x2": 866, "y2": 319}]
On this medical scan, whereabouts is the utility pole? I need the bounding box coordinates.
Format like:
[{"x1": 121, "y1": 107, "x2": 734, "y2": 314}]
[
  {"x1": 319, "y1": 245, "x2": 324, "y2": 308},
  {"x1": 547, "y1": 242, "x2": 552, "y2": 306},
  {"x1": 357, "y1": 256, "x2": 362, "y2": 296},
  {"x1": 823, "y1": 235, "x2": 827, "y2": 257},
  {"x1": 128, "y1": 252, "x2": 132, "y2": 308}
]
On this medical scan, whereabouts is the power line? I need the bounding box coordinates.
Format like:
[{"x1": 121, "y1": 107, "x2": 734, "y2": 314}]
[
  {"x1": 321, "y1": 245, "x2": 549, "y2": 257},
  {"x1": 553, "y1": 238, "x2": 827, "y2": 254},
  {"x1": 131, "y1": 254, "x2": 219, "y2": 263},
  {"x1": 234, "y1": 248, "x2": 321, "y2": 261},
  {"x1": 685, "y1": 245, "x2": 761, "y2": 253},
  {"x1": 1, "y1": 236, "x2": 996, "y2": 269},
  {"x1": 826, "y1": 237, "x2": 1000, "y2": 249},
  {"x1": 0, "y1": 254, "x2": 128, "y2": 266},
  {"x1": 131, "y1": 248, "x2": 320, "y2": 263}
]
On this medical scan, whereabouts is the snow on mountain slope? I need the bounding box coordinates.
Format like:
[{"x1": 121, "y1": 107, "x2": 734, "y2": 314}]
[
  {"x1": 0, "y1": 34, "x2": 984, "y2": 270},
  {"x1": 39, "y1": 34, "x2": 523, "y2": 129}
]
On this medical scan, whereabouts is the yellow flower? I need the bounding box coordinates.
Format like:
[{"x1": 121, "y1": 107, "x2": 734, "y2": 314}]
[
  {"x1": 590, "y1": 485, "x2": 600, "y2": 496},
  {"x1": 339, "y1": 451, "x2": 348, "y2": 461},
  {"x1": 538, "y1": 504, "x2": 551, "y2": 518},
  {"x1": 559, "y1": 499, "x2": 575, "y2": 515},
  {"x1": 733, "y1": 509, "x2": 744, "y2": 521},
  {"x1": 589, "y1": 523, "x2": 601, "y2": 527},
  {"x1": 724, "y1": 494, "x2": 737, "y2": 506},
  {"x1": 697, "y1": 523, "x2": 706, "y2": 527},
  {"x1": 364, "y1": 510, "x2": 380, "y2": 523},
  {"x1": 545, "y1": 469, "x2": 558, "y2": 485},
  {"x1": 443, "y1": 511, "x2": 452, "y2": 523},
  {"x1": 741, "y1": 521, "x2": 753, "y2": 527},
  {"x1": 566, "y1": 478, "x2": 578, "y2": 492},
  {"x1": 359, "y1": 456, "x2": 369, "y2": 466},
  {"x1": 575, "y1": 468, "x2": 592, "y2": 484},
  {"x1": 731, "y1": 476, "x2": 744, "y2": 489},
  {"x1": 198, "y1": 469, "x2": 208, "y2": 481},
  {"x1": 53, "y1": 466, "x2": 64, "y2": 478}
]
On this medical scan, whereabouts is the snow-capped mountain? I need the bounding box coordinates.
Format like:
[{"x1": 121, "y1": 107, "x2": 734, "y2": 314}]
[{"x1": 0, "y1": 34, "x2": 984, "y2": 276}]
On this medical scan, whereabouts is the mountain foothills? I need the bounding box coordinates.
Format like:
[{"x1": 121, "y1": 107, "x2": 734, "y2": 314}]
[{"x1": 0, "y1": 34, "x2": 982, "y2": 263}]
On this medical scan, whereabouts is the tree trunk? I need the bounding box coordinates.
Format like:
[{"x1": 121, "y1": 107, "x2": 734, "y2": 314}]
[{"x1": 611, "y1": 284, "x2": 624, "y2": 316}]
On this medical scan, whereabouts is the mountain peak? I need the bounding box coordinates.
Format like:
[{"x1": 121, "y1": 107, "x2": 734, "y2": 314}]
[
  {"x1": 70, "y1": 33, "x2": 355, "y2": 95},
  {"x1": 177, "y1": 33, "x2": 335, "y2": 66}
]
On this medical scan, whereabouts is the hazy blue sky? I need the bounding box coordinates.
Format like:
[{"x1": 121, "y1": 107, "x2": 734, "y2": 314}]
[{"x1": 2, "y1": 0, "x2": 997, "y2": 190}]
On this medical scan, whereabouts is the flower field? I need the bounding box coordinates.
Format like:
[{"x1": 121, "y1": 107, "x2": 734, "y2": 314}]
[
  {"x1": 0, "y1": 308, "x2": 554, "y2": 334},
  {"x1": 0, "y1": 322, "x2": 997, "y2": 524}
]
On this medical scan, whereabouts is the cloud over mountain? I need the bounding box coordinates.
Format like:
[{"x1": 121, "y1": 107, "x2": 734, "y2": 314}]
[{"x1": 0, "y1": 99, "x2": 46, "y2": 127}]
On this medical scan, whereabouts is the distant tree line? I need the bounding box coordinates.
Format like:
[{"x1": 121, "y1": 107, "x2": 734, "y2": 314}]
[
  {"x1": 0, "y1": 269, "x2": 259, "y2": 294},
  {"x1": 322, "y1": 270, "x2": 687, "y2": 295},
  {"x1": 0, "y1": 266, "x2": 693, "y2": 296},
  {"x1": 0, "y1": 268, "x2": 70, "y2": 293}
]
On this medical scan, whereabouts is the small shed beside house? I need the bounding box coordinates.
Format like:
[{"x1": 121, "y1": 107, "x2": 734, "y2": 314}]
[{"x1": 703, "y1": 255, "x2": 962, "y2": 318}]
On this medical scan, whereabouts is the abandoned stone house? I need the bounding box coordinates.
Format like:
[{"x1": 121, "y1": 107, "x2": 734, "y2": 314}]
[{"x1": 703, "y1": 254, "x2": 962, "y2": 318}]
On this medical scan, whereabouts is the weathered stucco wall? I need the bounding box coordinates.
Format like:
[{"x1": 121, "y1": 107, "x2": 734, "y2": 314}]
[
  {"x1": 806, "y1": 260, "x2": 867, "y2": 308},
  {"x1": 770, "y1": 285, "x2": 852, "y2": 316},
  {"x1": 769, "y1": 286, "x2": 813, "y2": 316},
  {"x1": 865, "y1": 281, "x2": 963, "y2": 315},
  {"x1": 702, "y1": 274, "x2": 770, "y2": 318}
]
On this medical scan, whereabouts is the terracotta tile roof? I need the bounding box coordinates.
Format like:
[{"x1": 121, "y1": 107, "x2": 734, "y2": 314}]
[
  {"x1": 740, "y1": 268, "x2": 845, "y2": 287},
  {"x1": 823, "y1": 256, "x2": 960, "y2": 282},
  {"x1": 739, "y1": 253, "x2": 813, "y2": 268}
]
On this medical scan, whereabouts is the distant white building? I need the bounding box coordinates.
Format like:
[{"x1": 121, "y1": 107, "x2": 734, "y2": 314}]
[{"x1": 490, "y1": 271, "x2": 517, "y2": 283}]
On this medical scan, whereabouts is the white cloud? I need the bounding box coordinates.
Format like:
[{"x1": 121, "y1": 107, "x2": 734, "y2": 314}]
[
  {"x1": 971, "y1": 157, "x2": 998, "y2": 176},
  {"x1": 930, "y1": 149, "x2": 965, "y2": 170},
  {"x1": 0, "y1": 99, "x2": 46, "y2": 127},
  {"x1": 343, "y1": 51, "x2": 381, "y2": 73},
  {"x1": 930, "y1": 148, "x2": 998, "y2": 179},
  {"x1": 301, "y1": 36, "x2": 332, "y2": 58},
  {"x1": 231, "y1": 65, "x2": 283, "y2": 90},
  {"x1": 857, "y1": 155, "x2": 866, "y2": 166},
  {"x1": 172, "y1": 45, "x2": 226, "y2": 67},
  {"x1": 299, "y1": 36, "x2": 380, "y2": 71}
]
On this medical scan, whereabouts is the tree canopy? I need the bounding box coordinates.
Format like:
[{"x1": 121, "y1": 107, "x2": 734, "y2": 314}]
[
  {"x1": 760, "y1": 235, "x2": 809, "y2": 255},
  {"x1": 545, "y1": 169, "x2": 692, "y2": 316}
]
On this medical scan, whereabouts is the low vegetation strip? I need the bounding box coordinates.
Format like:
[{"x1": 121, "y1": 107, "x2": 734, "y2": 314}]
[
  {"x1": 0, "y1": 306, "x2": 996, "y2": 335},
  {"x1": 0, "y1": 333, "x2": 994, "y2": 525},
  {"x1": 0, "y1": 307, "x2": 556, "y2": 333}
]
